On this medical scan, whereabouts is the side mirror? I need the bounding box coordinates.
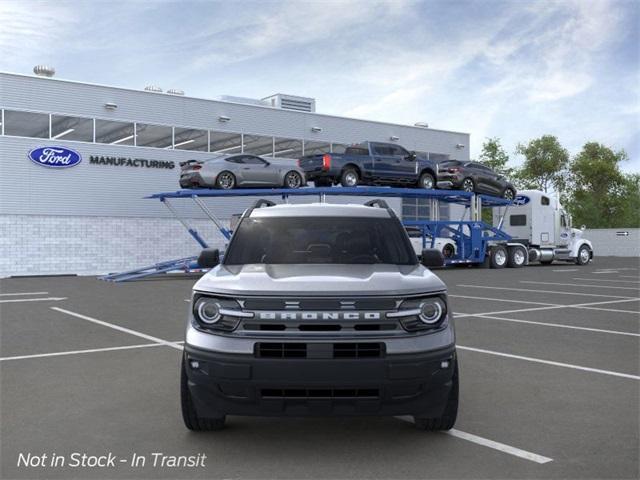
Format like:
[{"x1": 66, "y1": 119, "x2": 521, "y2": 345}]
[
  {"x1": 407, "y1": 151, "x2": 417, "y2": 161},
  {"x1": 421, "y1": 248, "x2": 445, "y2": 268},
  {"x1": 197, "y1": 248, "x2": 220, "y2": 268},
  {"x1": 581, "y1": 225, "x2": 586, "y2": 231}
]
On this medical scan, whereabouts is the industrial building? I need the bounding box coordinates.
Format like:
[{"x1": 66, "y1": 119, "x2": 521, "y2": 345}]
[{"x1": 0, "y1": 69, "x2": 470, "y2": 277}]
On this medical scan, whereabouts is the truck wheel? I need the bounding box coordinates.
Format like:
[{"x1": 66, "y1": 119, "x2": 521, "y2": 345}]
[
  {"x1": 418, "y1": 172, "x2": 435, "y2": 189},
  {"x1": 414, "y1": 360, "x2": 458, "y2": 431},
  {"x1": 340, "y1": 168, "x2": 359, "y2": 187},
  {"x1": 507, "y1": 246, "x2": 526, "y2": 268},
  {"x1": 181, "y1": 357, "x2": 226, "y2": 431},
  {"x1": 489, "y1": 245, "x2": 508, "y2": 268},
  {"x1": 216, "y1": 171, "x2": 236, "y2": 189},
  {"x1": 442, "y1": 243, "x2": 455, "y2": 259},
  {"x1": 576, "y1": 245, "x2": 591, "y2": 265},
  {"x1": 461, "y1": 178, "x2": 475, "y2": 192},
  {"x1": 503, "y1": 188, "x2": 516, "y2": 201}
]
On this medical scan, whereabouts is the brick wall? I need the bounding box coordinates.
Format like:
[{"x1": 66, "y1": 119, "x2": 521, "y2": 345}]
[{"x1": 0, "y1": 215, "x2": 229, "y2": 277}]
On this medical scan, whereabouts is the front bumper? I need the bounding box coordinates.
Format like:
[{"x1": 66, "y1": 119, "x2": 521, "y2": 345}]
[{"x1": 184, "y1": 343, "x2": 456, "y2": 418}]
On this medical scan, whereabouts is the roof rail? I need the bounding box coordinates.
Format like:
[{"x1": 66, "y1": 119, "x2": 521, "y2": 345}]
[
  {"x1": 243, "y1": 198, "x2": 277, "y2": 218},
  {"x1": 364, "y1": 198, "x2": 397, "y2": 218},
  {"x1": 364, "y1": 199, "x2": 390, "y2": 209}
]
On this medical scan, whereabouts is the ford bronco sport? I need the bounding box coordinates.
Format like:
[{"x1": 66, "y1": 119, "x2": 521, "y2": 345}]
[{"x1": 181, "y1": 199, "x2": 458, "y2": 431}]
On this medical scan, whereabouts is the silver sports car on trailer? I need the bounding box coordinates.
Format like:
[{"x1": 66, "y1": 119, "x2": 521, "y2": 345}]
[{"x1": 180, "y1": 154, "x2": 306, "y2": 189}]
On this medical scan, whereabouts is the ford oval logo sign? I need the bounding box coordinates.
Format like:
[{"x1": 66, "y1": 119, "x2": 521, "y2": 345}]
[
  {"x1": 28, "y1": 146, "x2": 82, "y2": 168},
  {"x1": 513, "y1": 195, "x2": 530, "y2": 206}
]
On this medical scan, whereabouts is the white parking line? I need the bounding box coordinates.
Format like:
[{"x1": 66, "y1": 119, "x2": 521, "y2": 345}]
[
  {"x1": 0, "y1": 342, "x2": 182, "y2": 362},
  {"x1": 395, "y1": 417, "x2": 553, "y2": 464},
  {"x1": 0, "y1": 291, "x2": 49, "y2": 296},
  {"x1": 456, "y1": 284, "x2": 637, "y2": 299},
  {"x1": 449, "y1": 294, "x2": 558, "y2": 306},
  {"x1": 552, "y1": 269, "x2": 579, "y2": 272},
  {"x1": 456, "y1": 298, "x2": 640, "y2": 318},
  {"x1": 461, "y1": 314, "x2": 640, "y2": 337},
  {"x1": 457, "y1": 345, "x2": 640, "y2": 380},
  {"x1": 521, "y1": 281, "x2": 640, "y2": 291},
  {"x1": 51, "y1": 307, "x2": 183, "y2": 351},
  {"x1": 572, "y1": 278, "x2": 640, "y2": 284},
  {"x1": 621, "y1": 275, "x2": 640, "y2": 279},
  {"x1": 0, "y1": 297, "x2": 67, "y2": 304}
]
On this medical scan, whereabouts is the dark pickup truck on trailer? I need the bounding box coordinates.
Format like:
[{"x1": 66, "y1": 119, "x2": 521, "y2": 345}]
[{"x1": 298, "y1": 141, "x2": 439, "y2": 189}]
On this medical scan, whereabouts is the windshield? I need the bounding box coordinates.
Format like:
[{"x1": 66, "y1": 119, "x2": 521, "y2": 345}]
[{"x1": 224, "y1": 216, "x2": 417, "y2": 265}]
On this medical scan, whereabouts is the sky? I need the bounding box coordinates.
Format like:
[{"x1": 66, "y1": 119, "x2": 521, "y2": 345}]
[{"x1": 1, "y1": 0, "x2": 638, "y2": 172}]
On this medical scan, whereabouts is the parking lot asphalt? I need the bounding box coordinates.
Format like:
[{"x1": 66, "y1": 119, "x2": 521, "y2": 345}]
[{"x1": 1, "y1": 256, "x2": 638, "y2": 479}]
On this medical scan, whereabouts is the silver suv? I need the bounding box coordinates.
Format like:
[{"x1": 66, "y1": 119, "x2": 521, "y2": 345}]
[{"x1": 181, "y1": 199, "x2": 458, "y2": 431}]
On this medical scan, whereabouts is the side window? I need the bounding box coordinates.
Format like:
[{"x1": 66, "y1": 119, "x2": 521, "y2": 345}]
[
  {"x1": 561, "y1": 214, "x2": 567, "y2": 227},
  {"x1": 541, "y1": 196, "x2": 550, "y2": 206},
  {"x1": 391, "y1": 145, "x2": 410, "y2": 157},
  {"x1": 225, "y1": 156, "x2": 244, "y2": 164},
  {"x1": 510, "y1": 215, "x2": 527, "y2": 226},
  {"x1": 372, "y1": 144, "x2": 392, "y2": 155},
  {"x1": 243, "y1": 155, "x2": 267, "y2": 165}
]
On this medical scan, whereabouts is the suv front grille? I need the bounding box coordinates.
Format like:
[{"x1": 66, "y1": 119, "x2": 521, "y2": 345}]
[
  {"x1": 242, "y1": 298, "x2": 397, "y2": 311},
  {"x1": 256, "y1": 342, "x2": 384, "y2": 359}
]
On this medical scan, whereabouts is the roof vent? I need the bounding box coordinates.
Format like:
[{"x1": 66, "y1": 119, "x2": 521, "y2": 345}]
[
  {"x1": 33, "y1": 65, "x2": 55, "y2": 77},
  {"x1": 144, "y1": 85, "x2": 163, "y2": 93},
  {"x1": 167, "y1": 89, "x2": 184, "y2": 95},
  {"x1": 262, "y1": 94, "x2": 316, "y2": 113}
]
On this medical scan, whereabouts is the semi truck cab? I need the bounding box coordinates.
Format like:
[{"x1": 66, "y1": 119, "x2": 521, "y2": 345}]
[{"x1": 494, "y1": 190, "x2": 593, "y2": 265}]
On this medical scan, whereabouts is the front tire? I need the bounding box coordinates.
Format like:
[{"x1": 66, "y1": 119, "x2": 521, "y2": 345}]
[
  {"x1": 576, "y1": 245, "x2": 591, "y2": 265},
  {"x1": 414, "y1": 360, "x2": 458, "y2": 431},
  {"x1": 418, "y1": 172, "x2": 435, "y2": 190},
  {"x1": 503, "y1": 188, "x2": 516, "y2": 201},
  {"x1": 442, "y1": 243, "x2": 455, "y2": 259},
  {"x1": 216, "y1": 171, "x2": 236, "y2": 189},
  {"x1": 284, "y1": 171, "x2": 303, "y2": 189},
  {"x1": 181, "y1": 357, "x2": 226, "y2": 431},
  {"x1": 461, "y1": 178, "x2": 475, "y2": 193},
  {"x1": 340, "y1": 168, "x2": 359, "y2": 187}
]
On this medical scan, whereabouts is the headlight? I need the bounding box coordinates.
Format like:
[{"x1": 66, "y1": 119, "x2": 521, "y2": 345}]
[
  {"x1": 418, "y1": 298, "x2": 445, "y2": 324},
  {"x1": 191, "y1": 294, "x2": 252, "y2": 331},
  {"x1": 388, "y1": 295, "x2": 448, "y2": 331},
  {"x1": 195, "y1": 298, "x2": 222, "y2": 324}
]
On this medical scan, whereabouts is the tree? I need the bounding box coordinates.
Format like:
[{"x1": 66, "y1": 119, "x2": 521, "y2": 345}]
[
  {"x1": 479, "y1": 137, "x2": 513, "y2": 176},
  {"x1": 565, "y1": 142, "x2": 638, "y2": 228},
  {"x1": 515, "y1": 135, "x2": 569, "y2": 193}
]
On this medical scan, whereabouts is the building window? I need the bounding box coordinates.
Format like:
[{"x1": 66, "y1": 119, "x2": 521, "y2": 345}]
[
  {"x1": 210, "y1": 131, "x2": 243, "y2": 154},
  {"x1": 95, "y1": 119, "x2": 135, "y2": 145},
  {"x1": 135, "y1": 123, "x2": 173, "y2": 148},
  {"x1": 303, "y1": 140, "x2": 331, "y2": 155},
  {"x1": 51, "y1": 114, "x2": 93, "y2": 142},
  {"x1": 243, "y1": 134, "x2": 274, "y2": 156},
  {"x1": 173, "y1": 127, "x2": 208, "y2": 151},
  {"x1": 273, "y1": 137, "x2": 303, "y2": 159},
  {"x1": 3, "y1": 110, "x2": 49, "y2": 138}
]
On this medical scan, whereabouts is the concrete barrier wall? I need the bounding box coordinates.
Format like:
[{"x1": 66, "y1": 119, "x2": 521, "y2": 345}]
[{"x1": 584, "y1": 228, "x2": 640, "y2": 257}]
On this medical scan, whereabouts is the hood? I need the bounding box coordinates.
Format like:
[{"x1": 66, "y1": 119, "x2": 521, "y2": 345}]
[{"x1": 193, "y1": 264, "x2": 446, "y2": 296}]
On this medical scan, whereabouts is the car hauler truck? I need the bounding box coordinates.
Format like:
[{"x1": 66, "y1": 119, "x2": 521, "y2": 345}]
[{"x1": 493, "y1": 190, "x2": 593, "y2": 266}]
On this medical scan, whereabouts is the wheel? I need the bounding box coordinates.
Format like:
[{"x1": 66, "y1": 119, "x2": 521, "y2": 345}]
[
  {"x1": 461, "y1": 178, "x2": 475, "y2": 192},
  {"x1": 414, "y1": 360, "x2": 458, "y2": 431},
  {"x1": 576, "y1": 245, "x2": 591, "y2": 265},
  {"x1": 181, "y1": 356, "x2": 226, "y2": 431},
  {"x1": 284, "y1": 171, "x2": 303, "y2": 189},
  {"x1": 418, "y1": 172, "x2": 435, "y2": 190},
  {"x1": 507, "y1": 246, "x2": 526, "y2": 268},
  {"x1": 340, "y1": 168, "x2": 359, "y2": 187},
  {"x1": 216, "y1": 171, "x2": 236, "y2": 189},
  {"x1": 503, "y1": 188, "x2": 516, "y2": 201},
  {"x1": 490, "y1": 245, "x2": 508, "y2": 269},
  {"x1": 442, "y1": 243, "x2": 455, "y2": 259}
]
